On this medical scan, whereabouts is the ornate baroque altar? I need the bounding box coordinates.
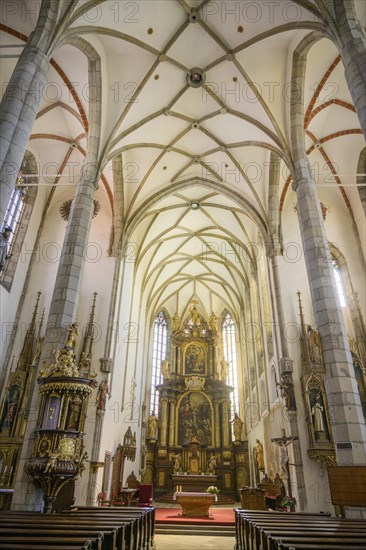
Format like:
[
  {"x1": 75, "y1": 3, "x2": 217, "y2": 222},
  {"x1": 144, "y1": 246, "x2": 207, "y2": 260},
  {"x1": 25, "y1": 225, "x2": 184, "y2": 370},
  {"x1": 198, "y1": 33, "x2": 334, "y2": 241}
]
[{"x1": 143, "y1": 305, "x2": 249, "y2": 501}]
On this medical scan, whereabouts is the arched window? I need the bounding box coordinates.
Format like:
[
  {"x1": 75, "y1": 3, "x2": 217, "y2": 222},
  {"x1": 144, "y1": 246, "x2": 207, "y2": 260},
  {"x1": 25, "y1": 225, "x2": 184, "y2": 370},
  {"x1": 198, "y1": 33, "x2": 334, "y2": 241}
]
[
  {"x1": 222, "y1": 312, "x2": 239, "y2": 417},
  {"x1": 150, "y1": 311, "x2": 168, "y2": 415},
  {"x1": 1, "y1": 152, "x2": 38, "y2": 290},
  {"x1": 1, "y1": 183, "x2": 28, "y2": 248},
  {"x1": 332, "y1": 258, "x2": 346, "y2": 307}
]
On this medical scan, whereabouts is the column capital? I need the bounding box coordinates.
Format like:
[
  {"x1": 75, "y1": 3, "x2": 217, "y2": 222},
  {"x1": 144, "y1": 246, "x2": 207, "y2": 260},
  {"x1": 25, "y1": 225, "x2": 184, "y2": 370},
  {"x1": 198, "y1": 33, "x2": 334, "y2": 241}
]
[
  {"x1": 99, "y1": 357, "x2": 113, "y2": 373},
  {"x1": 279, "y1": 357, "x2": 293, "y2": 374}
]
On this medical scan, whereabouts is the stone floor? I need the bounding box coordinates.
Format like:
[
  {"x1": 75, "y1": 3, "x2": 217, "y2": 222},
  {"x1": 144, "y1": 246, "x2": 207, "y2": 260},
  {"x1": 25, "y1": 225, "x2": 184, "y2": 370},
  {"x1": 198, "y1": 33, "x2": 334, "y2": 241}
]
[
  {"x1": 153, "y1": 503, "x2": 238, "y2": 549},
  {"x1": 155, "y1": 535, "x2": 235, "y2": 549}
]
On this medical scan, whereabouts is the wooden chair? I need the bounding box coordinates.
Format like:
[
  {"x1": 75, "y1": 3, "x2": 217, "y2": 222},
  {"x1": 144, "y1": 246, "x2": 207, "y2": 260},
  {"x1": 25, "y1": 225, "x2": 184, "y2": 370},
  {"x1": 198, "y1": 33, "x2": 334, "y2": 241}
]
[{"x1": 137, "y1": 484, "x2": 153, "y2": 507}]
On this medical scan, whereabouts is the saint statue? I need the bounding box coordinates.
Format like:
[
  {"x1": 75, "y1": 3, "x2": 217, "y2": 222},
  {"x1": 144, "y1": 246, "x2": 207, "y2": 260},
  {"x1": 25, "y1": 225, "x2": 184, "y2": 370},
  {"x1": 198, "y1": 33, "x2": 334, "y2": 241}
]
[
  {"x1": 207, "y1": 453, "x2": 217, "y2": 473},
  {"x1": 65, "y1": 322, "x2": 79, "y2": 350},
  {"x1": 96, "y1": 379, "x2": 110, "y2": 411},
  {"x1": 173, "y1": 452, "x2": 181, "y2": 473},
  {"x1": 0, "y1": 226, "x2": 12, "y2": 272},
  {"x1": 256, "y1": 439, "x2": 265, "y2": 471},
  {"x1": 311, "y1": 393, "x2": 325, "y2": 433},
  {"x1": 161, "y1": 359, "x2": 170, "y2": 380},
  {"x1": 277, "y1": 374, "x2": 296, "y2": 411},
  {"x1": 147, "y1": 412, "x2": 158, "y2": 439},
  {"x1": 231, "y1": 413, "x2": 244, "y2": 441},
  {"x1": 209, "y1": 312, "x2": 219, "y2": 333},
  {"x1": 220, "y1": 359, "x2": 229, "y2": 381},
  {"x1": 190, "y1": 306, "x2": 201, "y2": 327},
  {"x1": 307, "y1": 325, "x2": 321, "y2": 363},
  {"x1": 172, "y1": 312, "x2": 181, "y2": 332}
]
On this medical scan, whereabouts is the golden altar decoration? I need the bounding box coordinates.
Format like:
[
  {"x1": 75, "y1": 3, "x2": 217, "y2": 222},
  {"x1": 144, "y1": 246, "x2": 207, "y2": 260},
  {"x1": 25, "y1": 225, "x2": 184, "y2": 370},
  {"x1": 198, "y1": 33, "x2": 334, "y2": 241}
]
[{"x1": 144, "y1": 302, "x2": 249, "y2": 502}]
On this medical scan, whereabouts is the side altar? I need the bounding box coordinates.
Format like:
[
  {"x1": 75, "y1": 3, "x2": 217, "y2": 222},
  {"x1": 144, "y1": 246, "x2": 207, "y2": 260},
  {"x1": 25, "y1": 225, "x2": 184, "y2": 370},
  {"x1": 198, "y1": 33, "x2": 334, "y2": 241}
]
[{"x1": 143, "y1": 304, "x2": 249, "y2": 501}]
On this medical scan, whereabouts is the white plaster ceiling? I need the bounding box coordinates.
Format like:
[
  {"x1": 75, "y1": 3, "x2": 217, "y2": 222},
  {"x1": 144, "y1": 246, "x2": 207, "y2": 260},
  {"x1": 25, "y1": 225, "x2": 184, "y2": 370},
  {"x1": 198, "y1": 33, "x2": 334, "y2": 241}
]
[{"x1": 1, "y1": 0, "x2": 365, "y2": 320}]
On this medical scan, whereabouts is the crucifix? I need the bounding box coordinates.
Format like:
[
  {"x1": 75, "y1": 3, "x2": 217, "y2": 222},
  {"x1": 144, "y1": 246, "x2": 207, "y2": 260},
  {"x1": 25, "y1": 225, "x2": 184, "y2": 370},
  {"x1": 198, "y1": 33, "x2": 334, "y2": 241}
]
[{"x1": 271, "y1": 428, "x2": 298, "y2": 499}]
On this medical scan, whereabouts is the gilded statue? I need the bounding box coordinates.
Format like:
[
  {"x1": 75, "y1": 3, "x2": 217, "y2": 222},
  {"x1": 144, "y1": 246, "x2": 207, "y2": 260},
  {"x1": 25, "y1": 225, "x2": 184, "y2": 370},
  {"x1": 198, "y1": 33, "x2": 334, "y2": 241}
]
[
  {"x1": 307, "y1": 324, "x2": 321, "y2": 363},
  {"x1": 209, "y1": 312, "x2": 219, "y2": 333},
  {"x1": 147, "y1": 412, "x2": 158, "y2": 439},
  {"x1": 256, "y1": 439, "x2": 265, "y2": 471},
  {"x1": 161, "y1": 359, "x2": 170, "y2": 380},
  {"x1": 172, "y1": 312, "x2": 181, "y2": 332},
  {"x1": 65, "y1": 322, "x2": 79, "y2": 350},
  {"x1": 231, "y1": 413, "x2": 244, "y2": 441},
  {"x1": 220, "y1": 359, "x2": 229, "y2": 381}
]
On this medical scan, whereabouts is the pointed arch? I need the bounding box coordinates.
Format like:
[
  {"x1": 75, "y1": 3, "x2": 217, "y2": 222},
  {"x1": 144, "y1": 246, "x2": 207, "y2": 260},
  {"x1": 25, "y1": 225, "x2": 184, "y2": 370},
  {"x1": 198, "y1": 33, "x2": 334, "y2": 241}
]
[
  {"x1": 221, "y1": 310, "x2": 240, "y2": 417},
  {"x1": 150, "y1": 309, "x2": 169, "y2": 415}
]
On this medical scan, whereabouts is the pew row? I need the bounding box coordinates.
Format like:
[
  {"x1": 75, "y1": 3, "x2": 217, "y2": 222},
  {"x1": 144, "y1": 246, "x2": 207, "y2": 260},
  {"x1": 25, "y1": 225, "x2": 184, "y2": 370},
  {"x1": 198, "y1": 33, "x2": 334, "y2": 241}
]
[
  {"x1": 0, "y1": 505, "x2": 155, "y2": 550},
  {"x1": 235, "y1": 509, "x2": 366, "y2": 550}
]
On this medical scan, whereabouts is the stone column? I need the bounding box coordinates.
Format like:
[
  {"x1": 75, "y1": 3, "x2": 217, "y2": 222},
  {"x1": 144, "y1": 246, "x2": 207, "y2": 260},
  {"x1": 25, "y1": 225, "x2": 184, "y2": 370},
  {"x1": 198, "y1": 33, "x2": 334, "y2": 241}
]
[
  {"x1": 293, "y1": 170, "x2": 366, "y2": 464},
  {"x1": 0, "y1": 0, "x2": 59, "y2": 222},
  {"x1": 42, "y1": 50, "x2": 101, "y2": 359},
  {"x1": 159, "y1": 398, "x2": 168, "y2": 448},
  {"x1": 291, "y1": 33, "x2": 366, "y2": 465},
  {"x1": 168, "y1": 401, "x2": 176, "y2": 447},
  {"x1": 315, "y1": 0, "x2": 366, "y2": 138}
]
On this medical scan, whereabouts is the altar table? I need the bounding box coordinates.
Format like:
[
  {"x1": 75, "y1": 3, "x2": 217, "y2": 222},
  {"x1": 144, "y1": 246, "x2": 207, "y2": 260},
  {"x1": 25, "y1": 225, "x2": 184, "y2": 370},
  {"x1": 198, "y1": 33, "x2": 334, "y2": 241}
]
[{"x1": 173, "y1": 491, "x2": 217, "y2": 517}]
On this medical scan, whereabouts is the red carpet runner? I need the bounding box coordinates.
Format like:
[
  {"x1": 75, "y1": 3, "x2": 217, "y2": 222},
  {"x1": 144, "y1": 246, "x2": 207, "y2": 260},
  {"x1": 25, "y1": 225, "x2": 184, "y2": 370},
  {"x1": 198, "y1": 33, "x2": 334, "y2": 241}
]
[{"x1": 155, "y1": 508, "x2": 235, "y2": 525}]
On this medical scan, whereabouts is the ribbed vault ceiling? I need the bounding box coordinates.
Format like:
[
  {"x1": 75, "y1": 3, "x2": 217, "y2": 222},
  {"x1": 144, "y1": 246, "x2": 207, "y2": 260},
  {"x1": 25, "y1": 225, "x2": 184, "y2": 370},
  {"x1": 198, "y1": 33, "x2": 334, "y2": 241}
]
[{"x1": 1, "y1": 0, "x2": 365, "y2": 320}]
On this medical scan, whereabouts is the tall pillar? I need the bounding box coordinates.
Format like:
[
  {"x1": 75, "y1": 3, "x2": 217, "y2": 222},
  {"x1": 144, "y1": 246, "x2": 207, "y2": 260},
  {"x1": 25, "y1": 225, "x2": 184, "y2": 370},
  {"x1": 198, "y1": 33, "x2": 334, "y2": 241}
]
[
  {"x1": 168, "y1": 401, "x2": 176, "y2": 447},
  {"x1": 293, "y1": 170, "x2": 366, "y2": 464},
  {"x1": 315, "y1": 0, "x2": 366, "y2": 138},
  {"x1": 0, "y1": 0, "x2": 59, "y2": 222},
  {"x1": 291, "y1": 34, "x2": 366, "y2": 465}
]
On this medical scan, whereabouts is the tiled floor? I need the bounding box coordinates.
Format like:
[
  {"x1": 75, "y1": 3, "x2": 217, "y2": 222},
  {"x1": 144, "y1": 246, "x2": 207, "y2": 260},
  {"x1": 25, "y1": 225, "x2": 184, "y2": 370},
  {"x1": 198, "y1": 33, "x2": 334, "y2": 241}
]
[{"x1": 155, "y1": 534, "x2": 235, "y2": 549}]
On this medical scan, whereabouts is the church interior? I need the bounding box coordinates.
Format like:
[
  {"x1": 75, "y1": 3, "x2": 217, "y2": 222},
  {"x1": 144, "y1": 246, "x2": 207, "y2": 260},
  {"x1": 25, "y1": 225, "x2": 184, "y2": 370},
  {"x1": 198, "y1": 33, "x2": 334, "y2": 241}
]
[{"x1": 0, "y1": 0, "x2": 366, "y2": 547}]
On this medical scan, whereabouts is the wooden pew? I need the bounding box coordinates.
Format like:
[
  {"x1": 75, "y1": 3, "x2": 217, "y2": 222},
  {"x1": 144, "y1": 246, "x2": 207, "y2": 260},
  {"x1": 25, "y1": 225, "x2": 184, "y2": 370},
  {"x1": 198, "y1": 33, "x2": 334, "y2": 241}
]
[
  {"x1": 70, "y1": 505, "x2": 155, "y2": 550},
  {"x1": 234, "y1": 509, "x2": 366, "y2": 550},
  {"x1": 0, "y1": 538, "x2": 93, "y2": 550},
  {"x1": 0, "y1": 528, "x2": 106, "y2": 550},
  {"x1": 0, "y1": 513, "x2": 128, "y2": 550},
  {"x1": 0, "y1": 546, "x2": 92, "y2": 550},
  {"x1": 0, "y1": 507, "x2": 155, "y2": 550}
]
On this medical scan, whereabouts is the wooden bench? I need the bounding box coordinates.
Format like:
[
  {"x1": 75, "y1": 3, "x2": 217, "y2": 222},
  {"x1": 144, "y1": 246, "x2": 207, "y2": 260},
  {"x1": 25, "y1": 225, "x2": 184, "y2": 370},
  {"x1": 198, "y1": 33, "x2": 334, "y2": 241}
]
[
  {"x1": 0, "y1": 527, "x2": 106, "y2": 550},
  {"x1": 0, "y1": 505, "x2": 155, "y2": 550},
  {"x1": 0, "y1": 512, "x2": 130, "y2": 550},
  {"x1": 70, "y1": 505, "x2": 155, "y2": 549},
  {"x1": 0, "y1": 538, "x2": 93, "y2": 550},
  {"x1": 0, "y1": 546, "x2": 92, "y2": 550},
  {"x1": 66, "y1": 509, "x2": 147, "y2": 549},
  {"x1": 235, "y1": 509, "x2": 366, "y2": 550}
]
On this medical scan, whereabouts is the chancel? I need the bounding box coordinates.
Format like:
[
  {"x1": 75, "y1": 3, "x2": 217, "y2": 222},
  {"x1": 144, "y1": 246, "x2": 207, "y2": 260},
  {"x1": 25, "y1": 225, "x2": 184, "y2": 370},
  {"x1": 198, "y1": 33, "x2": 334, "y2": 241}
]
[{"x1": 0, "y1": 1, "x2": 366, "y2": 549}]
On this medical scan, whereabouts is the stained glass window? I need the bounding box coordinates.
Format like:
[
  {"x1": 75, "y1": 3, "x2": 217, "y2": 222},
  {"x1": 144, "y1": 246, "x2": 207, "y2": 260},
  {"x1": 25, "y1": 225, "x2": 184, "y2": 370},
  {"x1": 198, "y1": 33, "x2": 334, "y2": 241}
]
[
  {"x1": 222, "y1": 312, "x2": 239, "y2": 417},
  {"x1": 150, "y1": 311, "x2": 168, "y2": 415}
]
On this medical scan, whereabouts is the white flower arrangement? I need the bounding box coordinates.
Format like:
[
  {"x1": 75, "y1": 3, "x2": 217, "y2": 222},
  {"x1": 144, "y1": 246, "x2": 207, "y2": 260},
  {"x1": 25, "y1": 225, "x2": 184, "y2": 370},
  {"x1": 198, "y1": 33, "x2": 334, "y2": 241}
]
[{"x1": 206, "y1": 485, "x2": 220, "y2": 494}]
